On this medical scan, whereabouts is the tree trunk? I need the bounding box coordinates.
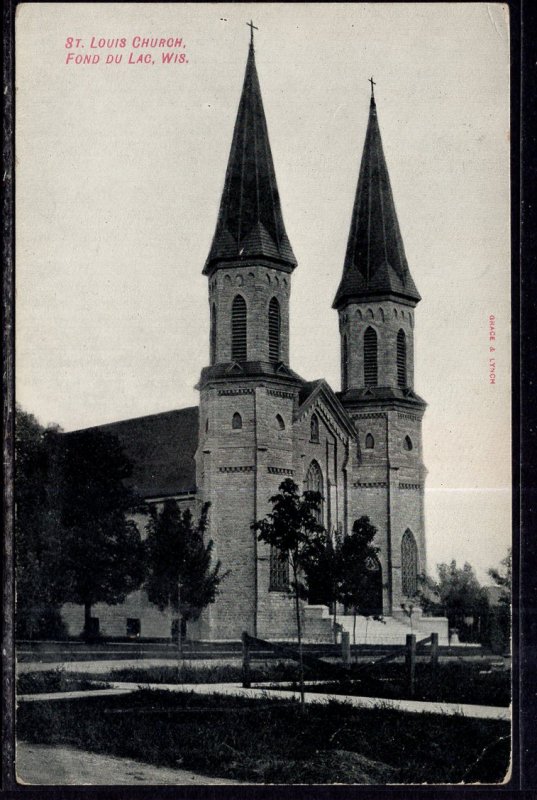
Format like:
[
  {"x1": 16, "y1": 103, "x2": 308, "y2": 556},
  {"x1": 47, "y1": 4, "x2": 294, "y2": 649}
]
[
  {"x1": 333, "y1": 597, "x2": 338, "y2": 644},
  {"x1": 176, "y1": 579, "x2": 183, "y2": 674},
  {"x1": 293, "y1": 565, "x2": 305, "y2": 709},
  {"x1": 176, "y1": 611, "x2": 183, "y2": 658},
  {"x1": 84, "y1": 601, "x2": 92, "y2": 641}
]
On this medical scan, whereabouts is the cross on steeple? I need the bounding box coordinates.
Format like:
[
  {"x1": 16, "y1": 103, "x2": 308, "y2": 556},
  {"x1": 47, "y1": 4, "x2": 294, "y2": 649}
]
[
  {"x1": 247, "y1": 20, "x2": 258, "y2": 46},
  {"x1": 369, "y1": 76, "x2": 376, "y2": 98}
]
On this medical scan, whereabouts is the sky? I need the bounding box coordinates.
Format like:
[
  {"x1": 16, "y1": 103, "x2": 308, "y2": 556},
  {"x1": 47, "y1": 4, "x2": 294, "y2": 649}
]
[{"x1": 15, "y1": 3, "x2": 511, "y2": 582}]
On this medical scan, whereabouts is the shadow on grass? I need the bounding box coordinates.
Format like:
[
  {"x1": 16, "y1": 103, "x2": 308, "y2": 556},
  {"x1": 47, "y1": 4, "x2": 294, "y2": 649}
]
[{"x1": 17, "y1": 688, "x2": 510, "y2": 784}]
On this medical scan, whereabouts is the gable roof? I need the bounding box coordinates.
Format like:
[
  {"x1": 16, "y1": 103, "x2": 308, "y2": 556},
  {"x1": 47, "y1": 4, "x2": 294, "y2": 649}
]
[
  {"x1": 67, "y1": 408, "x2": 199, "y2": 499},
  {"x1": 203, "y1": 43, "x2": 296, "y2": 274},
  {"x1": 296, "y1": 378, "x2": 358, "y2": 440}
]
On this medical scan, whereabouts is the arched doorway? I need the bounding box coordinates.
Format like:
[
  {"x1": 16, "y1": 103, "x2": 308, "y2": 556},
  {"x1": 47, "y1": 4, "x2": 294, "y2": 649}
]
[{"x1": 360, "y1": 554, "x2": 383, "y2": 616}]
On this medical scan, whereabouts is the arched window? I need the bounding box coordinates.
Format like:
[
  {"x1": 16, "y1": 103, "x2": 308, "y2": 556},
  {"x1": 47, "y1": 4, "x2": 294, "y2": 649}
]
[
  {"x1": 210, "y1": 303, "x2": 217, "y2": 365},
  {"x1": 365, "y1": 433, "x2": 374, "y2": 449},
  {"x1": 364, "y1": 327, "x2": 378, "y2": 387},
  {"x1": 268, "y1": 297, "x2": 281, "y2": 362},
  {"x1": 232, "y1": 412, "x2": 242, "y2": 430},
  {"x1": 310, "y1": 414, "x2": 319, "y2": 443},
  {"x1": 231, "y1": 295, "x2": 247, "y2": 361},
  {"x1": 276, "y1": 414, "x2": 285, "y2": 430},
  {"x1": 397, "y1": 329, "x2": 407, "y2": 387},
  {"x1": 361, "y1": 553, "x2": 383, "y2": 616},
  {"x1": 403, "y1": 435, "x2": 413, "y2": 451},
  {"x1": 270, "y1": 545, "x2": 289, "y2": 591},
  {"x1": 401, "y1": 529, "x2": 418, "y2": 596},
  {"x1": 304, "y1": 460, "x2": 323, "y2": 523},
  {"x1": 342, "y1": 334, "x2": 348, "y2": 390}
]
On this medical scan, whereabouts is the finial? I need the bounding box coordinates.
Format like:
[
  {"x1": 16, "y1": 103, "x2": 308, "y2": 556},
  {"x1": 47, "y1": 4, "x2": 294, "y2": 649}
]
[
  {"x1": 369, "y1": 76, "x2": 376, "y2": 100},
  {"x1": 247, "y1": 20, "x2": 258, "y2": 47}
]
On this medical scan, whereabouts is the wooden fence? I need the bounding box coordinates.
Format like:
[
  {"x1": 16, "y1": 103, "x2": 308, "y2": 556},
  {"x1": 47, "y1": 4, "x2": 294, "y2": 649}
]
[{"x1": 242, "y1": 631, "x2": 440, "y2": 698}]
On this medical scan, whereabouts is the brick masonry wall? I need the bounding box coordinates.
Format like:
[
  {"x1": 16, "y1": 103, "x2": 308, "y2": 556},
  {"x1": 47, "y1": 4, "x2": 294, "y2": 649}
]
[
  {"x1": 208, "y1": 264, "x2": 291, "y2": 364},
  {"x1": 339, "y1": 300, "x2": 416, "y2": 390},
  {"x1": 347, "y1": 404, "x2": 426, "y2": 615},
  {"x1": 61, "y1": 591, "x2": 173, "y2": 639}
]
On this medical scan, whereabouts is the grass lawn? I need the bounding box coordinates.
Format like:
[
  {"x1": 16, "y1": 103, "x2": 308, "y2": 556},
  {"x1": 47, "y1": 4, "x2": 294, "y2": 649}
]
[
  {"x1": 267, "y1": 661, "x2": 511, "y2": 707},
  {"x1": 17, "y1": 688, "x2": 510, "y2": 784}
]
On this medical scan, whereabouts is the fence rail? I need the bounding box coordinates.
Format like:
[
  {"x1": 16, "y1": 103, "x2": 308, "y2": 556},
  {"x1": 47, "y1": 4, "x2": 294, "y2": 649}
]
[{"x1": 242, "y1": 631, "x2": 440, "y2": 698}]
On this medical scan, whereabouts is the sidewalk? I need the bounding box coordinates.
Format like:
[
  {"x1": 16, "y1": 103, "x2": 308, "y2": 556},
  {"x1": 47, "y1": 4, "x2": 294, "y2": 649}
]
[
  {"x1": 108, "y1": 681, "x2": 511, "y2": 721},
  {"x1": 17, "y1": 658, "x2": 238, "y2": 674},
  {"x1": 16, "y1": 742, "x2": 244, "y2": 785},
  {"x1": 18, "y1": 680, "x2": 510, "y2": 721}
]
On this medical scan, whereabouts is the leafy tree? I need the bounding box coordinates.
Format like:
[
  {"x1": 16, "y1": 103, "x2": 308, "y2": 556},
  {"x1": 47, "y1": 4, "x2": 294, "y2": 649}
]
[
  {"x1": 486, "y1": 549, "x2": 511, "y2": 653},
  {"x1": 420, "y1": 560, "x2": 490, "y2": 643},
  {"x1": 253, "y1": 478, "x2": 327, "y2": 706},
  {"x1": 303, "y1": 528, "x2": 342, "y2": 640},
  {"x1": 145, "y1": 500, "x2": 226, "y2": 656},
  {"x1": 56, "y1": 428, "x2": 145, "y2": 639},
  {"x1": 488, "y1": 548, "x2": 512, "y2": 599},
  {"x1": 15, "y1": 407, "x2": 66, "y2": 638},
  {"x1": 339, "y1": 516, "x2": 381, "y2": 646},
  {"x1": 14, "y1": 407, "x2": 69, "y2": 639}
]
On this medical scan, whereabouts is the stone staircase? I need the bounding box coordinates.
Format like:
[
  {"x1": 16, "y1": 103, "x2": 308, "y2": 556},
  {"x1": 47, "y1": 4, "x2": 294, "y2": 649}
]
[
  {"x1": 303, "y1": 605, "x2": 450, "y2": 645},
  {"x1": 302, "y1": 605, "x2": 338, "y2": 643}
]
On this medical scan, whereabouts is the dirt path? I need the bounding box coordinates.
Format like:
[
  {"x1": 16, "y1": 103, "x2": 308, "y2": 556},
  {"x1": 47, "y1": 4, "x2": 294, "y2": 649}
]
[{"x1": 16, "y1": 742, "x2": 246, "y2": 786}]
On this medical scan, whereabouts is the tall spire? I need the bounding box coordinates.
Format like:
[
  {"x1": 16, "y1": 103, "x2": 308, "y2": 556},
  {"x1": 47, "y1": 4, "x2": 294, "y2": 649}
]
[
  {"x1": 333, "y1": 91, "x2": 420, "y2": 308},
  {"x1": 203, "y1": 37, "x2": 296, "y2": 275}
]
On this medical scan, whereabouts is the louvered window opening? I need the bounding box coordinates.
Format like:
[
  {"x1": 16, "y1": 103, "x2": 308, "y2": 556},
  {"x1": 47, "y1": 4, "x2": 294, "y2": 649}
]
[
  {"x1": 270, "y1": 546, "x2": 289, "y2": 591},
  {"x1": 364, "y1": 327, "x2": 378, "y2": 386},
  {"x1": 268, "y1": 297, "x2": 281, "y2": 362},
  {"x1": 210, "y1": 304, "x2": 217, "y2": 365},
  {"x1": 401, "y1": 529, "x2": 418, "y2": 596},
  {"x1": 231, "y1": 295, "x2": 247, "y2": 361},
  {"x1": 342, "y1": 335, "x2": 348, "y2": 390},
  {"x1": 397, "y1": 329, "x2": 407, "y2": 387}
]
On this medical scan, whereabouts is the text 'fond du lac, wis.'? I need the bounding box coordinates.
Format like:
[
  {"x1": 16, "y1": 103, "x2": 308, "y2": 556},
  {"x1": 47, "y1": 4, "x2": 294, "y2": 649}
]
[{"x1": 64, "y1": 36, "x2": 188, "y2": 65}]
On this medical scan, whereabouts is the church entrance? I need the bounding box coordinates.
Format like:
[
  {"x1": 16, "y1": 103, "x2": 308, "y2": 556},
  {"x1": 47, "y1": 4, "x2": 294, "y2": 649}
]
[{"x1": 358, "y1": 555, "x2": 383, "y2": 617}]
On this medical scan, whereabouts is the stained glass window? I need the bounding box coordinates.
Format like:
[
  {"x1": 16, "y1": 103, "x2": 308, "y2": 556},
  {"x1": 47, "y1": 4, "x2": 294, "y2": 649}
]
[{"x1": 401, "y1": 529, "x2": 418, "y2": 596}]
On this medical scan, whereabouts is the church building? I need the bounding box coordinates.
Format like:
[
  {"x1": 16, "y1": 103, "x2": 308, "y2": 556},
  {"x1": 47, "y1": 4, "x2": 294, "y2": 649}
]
[{"x1": 61, "y1": 37, "x2": 448, "y2": 644}]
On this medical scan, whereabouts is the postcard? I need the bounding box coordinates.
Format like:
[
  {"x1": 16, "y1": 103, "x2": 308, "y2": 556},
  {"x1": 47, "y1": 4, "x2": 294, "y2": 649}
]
[{"x1": 12, "y1": 2, "x2": 511, "y2": 787}]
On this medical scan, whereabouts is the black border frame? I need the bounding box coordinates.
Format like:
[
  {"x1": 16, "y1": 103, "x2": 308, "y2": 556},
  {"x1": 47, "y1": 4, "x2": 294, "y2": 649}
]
[{"x1": 2, "y1": 0, "x2": 533, "y2": 796}]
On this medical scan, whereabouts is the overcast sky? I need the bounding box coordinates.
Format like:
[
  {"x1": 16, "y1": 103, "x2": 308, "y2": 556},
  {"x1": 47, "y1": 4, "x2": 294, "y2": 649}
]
[{"x1": 15, "y1": 3, "x2": 511, "y2": 581}]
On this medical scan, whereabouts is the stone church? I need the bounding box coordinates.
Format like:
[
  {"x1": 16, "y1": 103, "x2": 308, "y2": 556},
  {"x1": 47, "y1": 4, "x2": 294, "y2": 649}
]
[{"x1": 62, "y1": 39, "x2": 448, "y2": 644}]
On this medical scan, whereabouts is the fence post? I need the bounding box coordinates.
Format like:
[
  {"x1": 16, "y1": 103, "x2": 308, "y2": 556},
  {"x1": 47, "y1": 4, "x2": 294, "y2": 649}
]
[
  {"x1": 405, "y1": 634, "x2": 416, "y2": 698},
  {"x1": 242, "y1": 631, "x2": 251, "y2": 688},
  {"x1": 341, "y1": 630, "x2": 351, "y2": 668},
  {"x1": 430, "y1": 632, "x2": 439, "y2": 689}
]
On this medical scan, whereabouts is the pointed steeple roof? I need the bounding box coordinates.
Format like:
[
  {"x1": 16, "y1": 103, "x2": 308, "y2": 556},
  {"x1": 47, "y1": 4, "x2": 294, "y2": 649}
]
[
  {"x1": 333, "y1": 93, "x2": 420, "y2": 308},
  {"x1": 203, "y1": 42, "x2": 296, "y2": 275}
]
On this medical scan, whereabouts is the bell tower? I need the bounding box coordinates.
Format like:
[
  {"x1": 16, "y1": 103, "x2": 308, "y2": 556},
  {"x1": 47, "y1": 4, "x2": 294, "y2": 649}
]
[
  {"x1": 334, "y1": 84, "x2": 427, "y2": 616},
  {"x1": 196, "y1": 31, "x2": 302, "y2": 640}
]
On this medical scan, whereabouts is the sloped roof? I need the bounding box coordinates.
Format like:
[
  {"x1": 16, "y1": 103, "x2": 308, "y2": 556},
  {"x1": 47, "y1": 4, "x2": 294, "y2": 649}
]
[
  {"x1": 338, "y1": 386, "x2": 426, "y2": 409},
  {"x1": 297, "y1": 378, "x2": 358, "y2": 439},
  {"x1": 333, "y1": 96, "x2": 420, "y2": 308},
  {"x1": 68, "y1": 408, "x2": 199, "y2": 499},
  {"x1": 203, "y1": 43, "x2": 297, "y2": 274}
]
